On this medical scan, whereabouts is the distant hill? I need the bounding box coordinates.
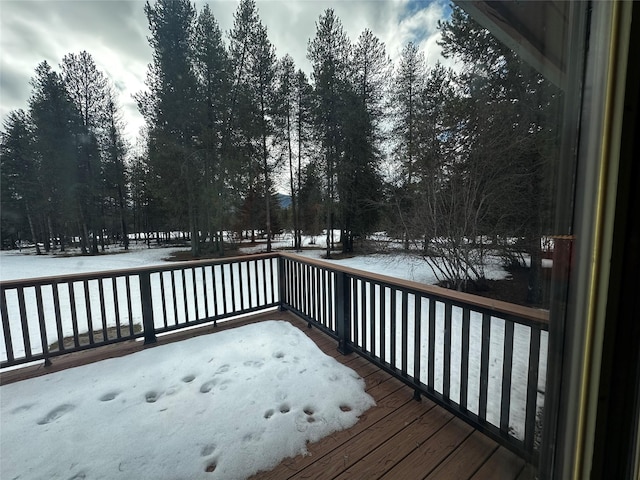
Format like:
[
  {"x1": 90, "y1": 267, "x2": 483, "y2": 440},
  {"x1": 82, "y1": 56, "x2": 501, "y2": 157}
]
[{"x1": 276, "y1": 193, "x2": 292, "y2": 209}]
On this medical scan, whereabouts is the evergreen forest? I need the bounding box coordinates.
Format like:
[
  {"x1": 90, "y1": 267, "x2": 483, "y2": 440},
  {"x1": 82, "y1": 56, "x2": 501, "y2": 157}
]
[{"x1": 0, "y1": 1, "x2": 563, "y2": 302}]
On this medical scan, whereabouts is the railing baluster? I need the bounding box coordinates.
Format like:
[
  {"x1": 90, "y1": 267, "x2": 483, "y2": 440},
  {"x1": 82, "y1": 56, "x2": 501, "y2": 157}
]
[
  {"x1": 69, "y1": 282, "x2": 80, "y2": 345},
  {"x1": 140, "y1": 272, "x2": 156, "y2": 344},
  {"x1": 17, "y1": 288, "x2": 31, "y2": 357},
  {"x1": 401, "y1": 291, "x2": 409, "y2": 375},
  {"x1": 479, "y1": 313, "x2": 491, "y2": 421},
  {"x1": 159, "y1": 273, "x2": 168, "y2": 329},
  {"x1": 112, "y1": 278, "x2": 121, "y2": 339},
  {"x1": 237, "y1": 262, "x2": 244, "y2": 311},
  {"x1": 51, "y1": 283, "x2": 64, "y2": 351},
  {"x1": 229, "y1": 263, "x2": 236, "y2": 313},
  {"x1": 460, "y1": 308, "x2": 471, "y2": 410},
  {"x1": 443, "y1": 302, "x2": 452, "y2": 399},
  {"x1": 390, "y1": 288, "x2": 397, "y2": 369},
  {"x1": 525, "y1": 326, "x2": 542, "y2": 451},
  {"x1": 322, "y1": 269, "x2": 328, "y2": 329},
  {"x1": 201, "y1": 266, "x2": 209, "y2": 318},
  {"x1": 221, "y1": 263, "x2": 228, "y2": 314},
  {"x1": 247, "y1": 261, "x2": 253, "y2": 309},
  {"x1": 253, "y1": 259, "x2": 259, "y2": 307},
  {"x1": 35, "y1": 285, "x2": 49, "y2": 364},
  {"x1": 379, "y1": 286, "x2": 385, "y2": 363},
  {"x1": 170, "y1": 271, "x2": 178, "y2": 326},
  {"x1": 370, "y1": 282, "x2": 376, "y2": 357},
  {"x1": 83, "y1": 280, "x2": 94, "y2": 345},
  {"x1": 307, "y1": 265, "x2": 314, "y2": 317},
  {"x1": 192, "y1": 268, "x2": 199, "y2": 321},
  {"x1": 428, "y1": 299, "x2": 436, "y2": 389},
  {"x1": 212, "y1": 265, "x2": 219, "y2": 318},
  {"x1": 501, "y1": 319, "x2": 515, "y2": 433},
  {"x1": 335, "y1": 271, "x2": 351, "y2": 355},
  {"x1": 351, "y1": 278, "x2": 358, "y2": 345},
  {"x1": 413, "y1": 294, "x2": 422, "y2": 386},
  {"x1": 269, "y1": 257, "x2": 275, "y2": 305},
  {"x1": 316, "y1": 267, "x2": 321, "y2": 324},
  {"x1": 98, "y1": 279, "x2": 108, "y2": 341},
  {"x1": 0, "y1": 288, "x2": 14, "y2": 363},
  {"x1": 126, "y1": 275, "x2": 134, "y2": 335},
  {"x1": 181, "y1": 269, "x2": 189, "y2": 322},
  {"x1": 277, "y1": 257, "x2": 285, "y2": 310},
  {"x1": 361, "y1": 281, "x2": 368, "y2": 351},
  {"x1": 294, "y1": 262, "x2": 300, "y2": 311}
]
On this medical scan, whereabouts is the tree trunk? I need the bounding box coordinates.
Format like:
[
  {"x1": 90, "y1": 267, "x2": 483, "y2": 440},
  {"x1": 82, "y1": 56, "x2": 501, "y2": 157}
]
[
  {"x1": 527, "y1": 237, "x2": 543, "y2": 304},
  {"x1": 26, "y1": 203, "x2": 41, "y2": 255}
]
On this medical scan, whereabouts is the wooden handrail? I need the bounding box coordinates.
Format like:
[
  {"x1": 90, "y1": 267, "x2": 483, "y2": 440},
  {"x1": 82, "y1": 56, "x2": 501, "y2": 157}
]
[
  {"x1": 0, "y1": 252, "x2": 279, "y2": 288},
  {"x1": 279, "y1": 252, "x2": 549, "y2": 327}
]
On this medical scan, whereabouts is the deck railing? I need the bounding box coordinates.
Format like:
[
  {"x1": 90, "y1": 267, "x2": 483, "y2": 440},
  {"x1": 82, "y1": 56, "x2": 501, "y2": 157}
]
[
  {"x1": 1, "y1": 251, "x2": 548, "y2": 462},
  {"x1": 0, "y1": 253, "x2": 278, "y2": 367},
  {"x1": 278, "y1": 253, "x2": 549, "y2": 463}
]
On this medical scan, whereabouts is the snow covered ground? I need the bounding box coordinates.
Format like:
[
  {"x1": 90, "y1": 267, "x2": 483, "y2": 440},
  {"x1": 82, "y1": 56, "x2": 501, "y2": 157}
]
[
  {"x1": 0, "y1": 321, "x2": 374, "y2": 480},
  {"x1": 0, "y1": 244, "x2": 185, "y2": 281}
]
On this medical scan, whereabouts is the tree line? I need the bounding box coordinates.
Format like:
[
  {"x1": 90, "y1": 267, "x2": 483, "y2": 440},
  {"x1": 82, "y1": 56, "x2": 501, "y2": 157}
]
[{"x1": 1, "y1": 1, "x2": 561, "y2": 301}]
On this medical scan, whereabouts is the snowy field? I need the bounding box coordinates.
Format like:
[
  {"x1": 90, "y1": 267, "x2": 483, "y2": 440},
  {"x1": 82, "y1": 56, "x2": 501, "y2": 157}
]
[{"x1": 1, "y1": 321, "x2": 374, "y2": 480}]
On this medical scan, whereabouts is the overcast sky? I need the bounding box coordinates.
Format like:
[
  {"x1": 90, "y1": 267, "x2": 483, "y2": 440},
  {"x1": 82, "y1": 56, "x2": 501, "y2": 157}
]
[{"x1": 0, "y1": 0, "x2": 452, "y2": 144}]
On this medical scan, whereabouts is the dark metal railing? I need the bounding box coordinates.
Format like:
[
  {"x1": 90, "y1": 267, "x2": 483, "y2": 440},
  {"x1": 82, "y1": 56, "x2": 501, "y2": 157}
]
[
  {"x1": 1, "y1": 251, "x2": 548, "y2": 462},
  {"x1": 278, "y1": 252, "x2": 549, "y2": 463},
  {"x1": 0, "y1": 253, "x2": 278, "y2": 367}
]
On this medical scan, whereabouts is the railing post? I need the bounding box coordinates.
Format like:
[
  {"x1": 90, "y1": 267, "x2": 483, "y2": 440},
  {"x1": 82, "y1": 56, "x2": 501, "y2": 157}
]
[
  {"x1": 336, "y1": 271, "x2": 352, "y2": 355},
  {"x1": 278, "y1": 255, "x2": 286, "y2": 311},
  {"x1": 140, "y1": 272, "x2": 156, "y2": 345}
]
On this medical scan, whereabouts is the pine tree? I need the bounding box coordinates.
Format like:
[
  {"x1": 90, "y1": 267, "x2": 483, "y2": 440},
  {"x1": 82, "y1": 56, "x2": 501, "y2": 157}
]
[
  {"x1": 226, "y1": 0, "x2": 262, "y2": 243},
  {"x1": 102, "y1": 89, "x2": 129, "y2": 249},
  {"x1": 308, "y1": 8, "x2": 351, "y2": 257},
  {"x1": 274, "y1": 55, "x2": 298, "y2": 248},
  {"x1": 335, "y1": 29, "x2": 389, "y2": 252},
  {"x1": 292, "y1": 69, "x2": 314, "y2": 249},
  {"x1": 194, "y1": 4, "x2": 230, "y2": 254},
  {"x1": 0, "y1": 110, "x2": 40, "y2": 252},
  {"x1": 250, "y1": 23, "x2": 277, "y2": 252},
  {"x1": 390, "y1": 42, "x2": 425, "y2": 250},
  {"x1": 29, "y1": 61, "x2": 83, "y2": 252},
  {"x1": 139, "y1": 0, "x2": 201, "y2": 255},
  {"x1": 61, "y1": 51, "x2": 110, "y2": 253}
]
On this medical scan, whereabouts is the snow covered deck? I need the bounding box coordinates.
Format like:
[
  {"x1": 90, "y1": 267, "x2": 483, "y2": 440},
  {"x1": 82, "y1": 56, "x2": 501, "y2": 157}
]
[{"x1": 1, "y1": 310, "x2": 536, "y2": 479}]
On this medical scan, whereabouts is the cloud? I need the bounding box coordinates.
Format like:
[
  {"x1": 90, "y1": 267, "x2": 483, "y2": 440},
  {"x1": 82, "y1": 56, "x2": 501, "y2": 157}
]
[{"x1": 1, "y1": 0, "x2": 450, "y2": 143}]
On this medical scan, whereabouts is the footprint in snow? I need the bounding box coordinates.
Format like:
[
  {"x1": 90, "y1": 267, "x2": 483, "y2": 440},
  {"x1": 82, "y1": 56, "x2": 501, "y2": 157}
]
[
  {"x1": 145, "y1": 391, "x2": 161, "y2": 403},
  {"x1": 37, "y1": 404, "x2": 75, "y2": 425},
  {"x1": 182, "y1": 374, "x2": 196, "y2": 383},
  {"x1": 215, "y1": 364, "x2": 230, "y2": 375},
  {"x1": 200, "y1": 380, "x2": 217, "y2": 393},
  {"x1": 11, "y1": 404, "x2": 35, "y2": 414},
  {"x1": 200, "y1": 444, "x2": 216, "y2": 457},
  {"x1": 99, "y1": 391, "x2": 120, "y2": 402}
]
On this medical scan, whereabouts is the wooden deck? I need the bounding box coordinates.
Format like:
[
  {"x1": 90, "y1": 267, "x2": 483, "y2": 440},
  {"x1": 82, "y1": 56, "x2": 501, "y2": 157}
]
[{"x1": 0, "y1": 310, "x2": 536, "y2": 479}]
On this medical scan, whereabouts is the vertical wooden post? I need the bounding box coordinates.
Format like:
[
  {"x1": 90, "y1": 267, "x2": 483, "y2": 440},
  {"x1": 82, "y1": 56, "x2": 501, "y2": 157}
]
[
  {"x1": 140, "y1": 272, "x2": 156, "y2": 345},
  {"x1": 336, "y1": 271, "x2": 351, "y2": 355},
  {"x1": 278, "y1": 256, "x2": 286, "y2": 311}
]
